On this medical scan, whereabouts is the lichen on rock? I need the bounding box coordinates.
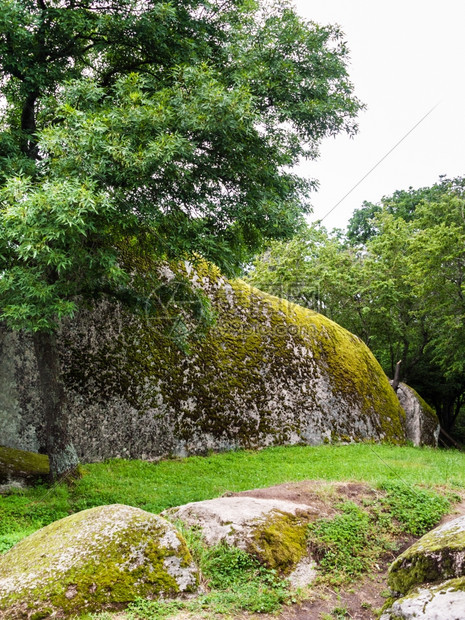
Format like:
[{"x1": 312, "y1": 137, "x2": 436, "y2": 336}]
[
  {"x1": 164, "y1": 496, "x2": 318, "y2": 578},
  {"x1": 388, "y1": 514, "x2": 465, "y2": 596},
  {"x1": 1, "y1": 261, "x2": 412, "y2": 462},
  {"x1": 0, "y1": 504, "x2": 198, "y2": 619},
  {"x1": 381, "y1": 577, "x2": 465, "y2": 620},
  {"x1": 392, "y1": 382, "x2": 439, "y2": 447}
]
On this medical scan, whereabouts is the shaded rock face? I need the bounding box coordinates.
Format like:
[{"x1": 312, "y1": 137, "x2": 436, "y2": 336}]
[
  {"x1": 0, "y1": 263, "x2": 411, "y2": 462},
  {"x1": 392, "y1": 382, "x2": 439, "y2": 447},
  {"x1": 0, "y1": 504, "x2": 198, "y2": 619},
  {"x1": 388, "y1": 514, "x2": 465, "y2": 595},
  {"x1": 382, "y1": 515, "x2": 465, "y2": 619}
]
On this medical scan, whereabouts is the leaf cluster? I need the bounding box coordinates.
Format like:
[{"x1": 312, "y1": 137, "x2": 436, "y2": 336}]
[{"x1": 0, "y1": 0, "x2": 363, "y2": 335}]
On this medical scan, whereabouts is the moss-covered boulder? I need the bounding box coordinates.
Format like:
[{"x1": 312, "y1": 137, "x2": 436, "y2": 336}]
[
  {"x1": 388, "y1": 515, "x2": 465, "y2": 596},
  {"x1": 381, "y1": 577, "x2": 465, "y2": 620},
  {"x1": 0, "y1": 504, "x2": 198, "y2": 618},
  {"x1": 164, "y1": 496, "x2": 318, "y2": 578},
  {"x1": 1, "y1": 263, "x2": 410, "y2": 461},
  {"x1": 0, "y1": 446, "x2": 48, "y2": 492},
  {"x1": 393, "y1": 383, "x2": 439, "y2": 447}
]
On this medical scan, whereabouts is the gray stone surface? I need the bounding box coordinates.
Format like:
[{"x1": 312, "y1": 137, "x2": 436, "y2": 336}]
[
  {"x1": 164, "y1": 495, "x2": 320, "y2": 581},
  {"x1": 1, "y1": 263, "x2": 410, "y2": 462},
  {"x1": 164, "y1": 496, "x2": 316, "y2": 547},
  {"x1": 381, "y1": 578, "x2": 465, "y2": 620},
  {"x1": 393, "y1": 382, "x2": 439, "y2": 447}
]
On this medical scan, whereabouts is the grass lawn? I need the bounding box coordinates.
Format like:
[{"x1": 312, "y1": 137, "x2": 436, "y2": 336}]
[{"x1": 1, "y1": 442, "x2": 464, "y2": 551}]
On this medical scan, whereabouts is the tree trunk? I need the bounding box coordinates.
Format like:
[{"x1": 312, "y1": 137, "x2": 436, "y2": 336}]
[
  {"x1": 32, "y1": 330, "x2": 79, "y2": 481},
  {"x1": 392, "y1": 360, "x2": 402, "y2": 392}
]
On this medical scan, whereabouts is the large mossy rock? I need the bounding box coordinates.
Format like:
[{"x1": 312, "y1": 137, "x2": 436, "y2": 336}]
[
  {"x1": 388, "y1": 515, "x2": 465, "y2": 596},
  {"x1": 0, "y1": 263, "x2": 410, "y2": 461},
  {"x1": 0, "y1": 504, "x2": 198, "y2": 618}
]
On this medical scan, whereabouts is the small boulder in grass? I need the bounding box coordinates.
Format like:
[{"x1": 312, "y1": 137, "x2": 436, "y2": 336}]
[
  {"x1": 0, "y1": 504, "x2": 199, "y2": 619},
  {"x1": 0, "y1": 446, "x2": 49, "y2": 492},
  {"x1": 388, "y1": 514, "x2": 465, "y2": 596},
  {"x1": 164, "y1": 496, "x2": 319, "y2": 581}
]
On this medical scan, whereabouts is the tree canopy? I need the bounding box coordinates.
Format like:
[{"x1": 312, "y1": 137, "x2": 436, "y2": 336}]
[
  {"x1": 247, "y1": 177, "x2": 465, "y2": 437},
  {"x1": 0, "y1": 0, "x2": 363, "y2": 478}
]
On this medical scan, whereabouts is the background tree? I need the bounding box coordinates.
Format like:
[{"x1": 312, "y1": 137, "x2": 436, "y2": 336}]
[
  {"x1": 0, "y1": 0, "x2": 363, "y2": 479},
  {"x1": 247, "y1": 177, "x2": 465, "y2": 437}
]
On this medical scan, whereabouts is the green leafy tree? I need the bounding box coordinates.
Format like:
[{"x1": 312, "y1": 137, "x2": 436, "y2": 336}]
[
  {"x1": 249, "y1": 178, "x2": 465, "y2": 435},
  {"x1": 0, "y1": 0, "x2": 363, "y2": 479}
]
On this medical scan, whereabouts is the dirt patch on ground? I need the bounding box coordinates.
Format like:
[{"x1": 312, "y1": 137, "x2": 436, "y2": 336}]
[{"x1": 230, "y1": 480, "x2": 378, "y2": 514}]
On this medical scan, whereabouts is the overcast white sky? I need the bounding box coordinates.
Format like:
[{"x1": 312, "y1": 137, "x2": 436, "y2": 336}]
[{"x1": 292, "y1": 0, "x2": 465, "y2": 230}]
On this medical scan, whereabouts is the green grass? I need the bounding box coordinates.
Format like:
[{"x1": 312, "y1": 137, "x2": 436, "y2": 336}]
[
  {"x1": 2, "y1": 443, "x2": 464, "y2": 619},
  {"x1": 1, "y1": 443, "x2": 464, "y2": 554}
]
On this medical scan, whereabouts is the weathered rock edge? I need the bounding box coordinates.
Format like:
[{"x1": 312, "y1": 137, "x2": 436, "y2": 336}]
[
  {"x1": 392, "y1": 382, "x2": 439, "y2": 447},
  {"x1": 381, "y1": 577, "x2": 465, "y2": 620},
  {"x1": 0, "y1": 504, "x2": 198, "y2": 619},
  {"x1": 1, "y1": 262, "x2": 413, "y2": 461},
  {"x1": 388, "y1": 514, "x2": 465, "y2": 595}
]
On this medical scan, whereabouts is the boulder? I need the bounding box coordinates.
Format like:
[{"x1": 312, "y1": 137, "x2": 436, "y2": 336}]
[
  {"x1": 0, "y1": 445, "x2": 49, "y2": 493},
  {"x1": 381, "y1": 578, "x2": 465, "y2": 620},
  {"x1": 164, "y1": 495, "x2": 319, "y2": 580},
  {"x1": 0, "y1": 263, "x2": 410, "y2": 462},
  {"x1": 393, "y1": 382, "x2": 439, "y2": 447},
  {"x1": 388, "y1": 514, "x2": 465, "y2": 595},
  {"x1": 0, "y1": 504, "x2": 198, "y2": 619}
]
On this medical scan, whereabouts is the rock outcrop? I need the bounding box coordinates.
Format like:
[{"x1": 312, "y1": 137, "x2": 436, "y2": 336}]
[
  {"x1": 382, "y1": 515, "x2": 465, "y2": 619},
  {"x1": 393, "y1": 382, "x2": 439, "y2": 447},
  {"x1": 0, "y1": 504, "x2": 198, "y2": 618},
  {"x1": 164, "y1": 496, "x2": 319, "y2": 580},
  {"x1": 1, "y1": 263, "x2": 415, "y2": 461}
]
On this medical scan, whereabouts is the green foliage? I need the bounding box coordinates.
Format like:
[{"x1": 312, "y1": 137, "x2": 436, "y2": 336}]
[
  {"x1": 2, "y1": 443, "x2": 462, "y2": 556},
  {"x1": 248, "y1": 176, "x2": 465, "y2": 434},
  {"x1": 307, "y1": 502, "x2": 374, "y2": 578},
  {"x1": 0, "y1": 484, "x2": 70, "y2": 553},
  {"x1": 381, "y1": 481, "x2": 452, "y2": 536},
  {"x1": 124, "y1": 534, "x2": 291, "y2": 618},
  {"x1": 307, "y1": 485, "x2": 452, "y2": 583},
  {"x1": 0, "y1": 0, "x2": 363, "y2": 334},
  {"x1": 0, "y1": 0, "x2": 363, "y2": 481},
  {"x1": 1, "y1": 445, "x2": 461, "y2": 617}
]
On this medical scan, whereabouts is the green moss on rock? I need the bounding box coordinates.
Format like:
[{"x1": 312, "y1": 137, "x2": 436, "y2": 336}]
[
  {"x1": 382, "y1": 576, "x2": 465, "y2": 620},
  {"x1": 0, "y1": 446, "x2": 49, "y2": 485},
  {"x1": 44, "y1": 261, "x2": 410, "y2": 461},
  {"x1": 247, "y1": 512, "x2": 308, "y2": 574},
  {"x1": 388, "y1": 515, "x2": 465, "y2": 595},
  {"x1": 0, "y1": 504, "x2": 198, "y2": 619}
]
